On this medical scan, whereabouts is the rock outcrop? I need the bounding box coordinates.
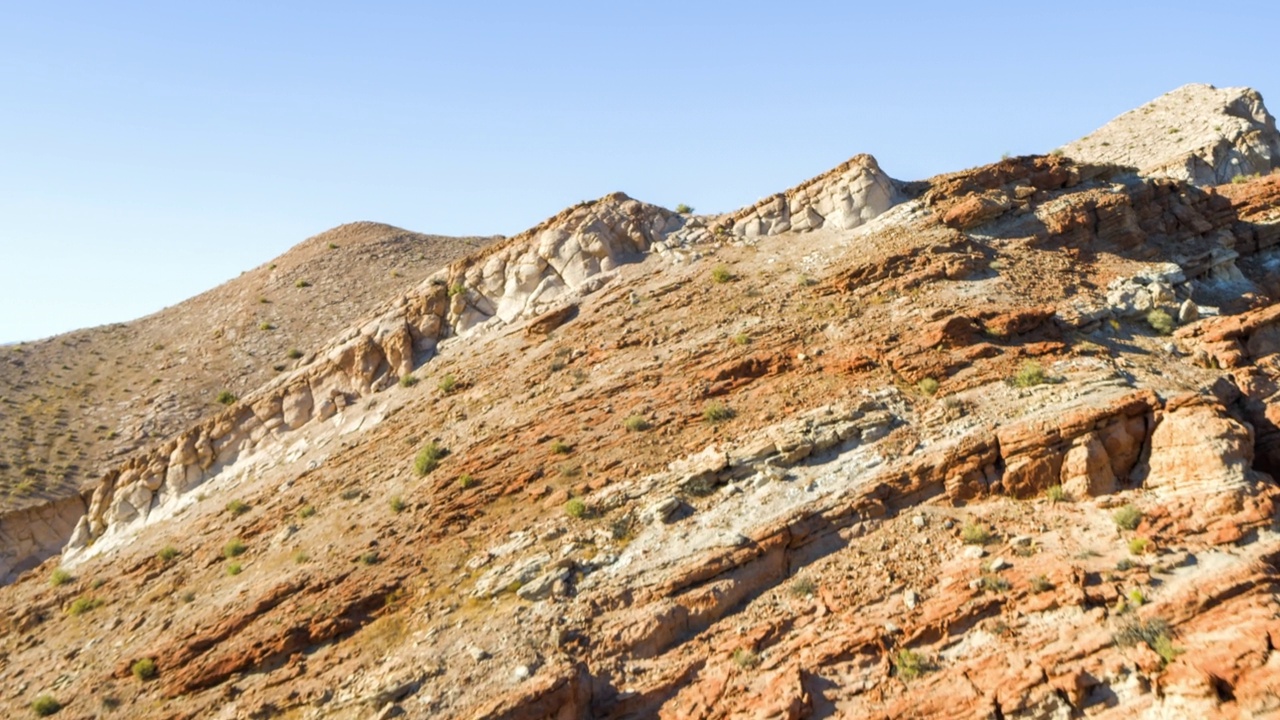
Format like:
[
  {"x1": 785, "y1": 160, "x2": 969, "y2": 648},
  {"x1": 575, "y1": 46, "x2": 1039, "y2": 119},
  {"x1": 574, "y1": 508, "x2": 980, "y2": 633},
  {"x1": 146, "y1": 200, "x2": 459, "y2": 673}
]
[{"x1": 1063, "y1": 83, "x2": 1280, "y2": 185}]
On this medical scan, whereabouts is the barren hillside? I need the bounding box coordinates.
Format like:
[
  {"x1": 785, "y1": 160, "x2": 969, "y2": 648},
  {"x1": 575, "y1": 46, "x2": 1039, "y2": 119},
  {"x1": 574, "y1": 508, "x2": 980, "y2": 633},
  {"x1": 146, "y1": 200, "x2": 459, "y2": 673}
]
[{"x1": 2, "y1": 85, "x2": 1280, "y2": 719}]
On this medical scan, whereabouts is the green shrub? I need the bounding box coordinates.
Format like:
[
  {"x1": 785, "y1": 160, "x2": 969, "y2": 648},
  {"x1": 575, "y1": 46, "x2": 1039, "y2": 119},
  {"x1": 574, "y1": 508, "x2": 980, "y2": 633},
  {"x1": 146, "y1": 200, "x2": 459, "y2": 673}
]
[
  {"x1": 979, "y1": 574, "x2": 1011, "y2": 593},
  {"x1": 961, "y1": 521, "x2": 991, "y2": 545},
  {"x1": 448, "y1": 282, "x2": 466, "y2": 297},
  {"x1": 732, "y1": 332, "x2": 751, "y2": 346},
  {"x1": 295, "y1": 279, "x2": 311, "y2": 288},
  {"x1": 31, "y1": 695, "x2": 61, "y2": 716},
  {"x1": 157, "y1": 545, "x2": 179, "y2": 563},
  {"x1": 297, "y1": 504, "x2": 316, "y2": 519},
  {"x1": 624, "y1": 415, "x2": 650, "y2": 432},
  {"x1": 675, "y1": 203, "x2": 694, "y2": 214},
  {"x1": 259, "y1": 321, "x2": 274, "y2": 331},
  {"x1": 565, "y1": 498, "x2": 588, "y2": 518},
  {"x1": 1146, "y1": 309, "x2": 1175, "y2": 335},
  {"x1": 66, "y1": 595, "x2": 103, "y2": 616},
  {"x1": 437, "y1": 374, "x2": 457, "y2": 394},
  {"x1": 226, "y1": 562, "x2": 243, "y2": 576},
  {"x1": 1128, "y1": 588, "x2": 1147, "y2": 606},
  {"x1": 293, "y1": 550, "x2": 310, "y2": 564},
  {"x1": 892, "y1": 648, "x2": 929, "y2": 680},
  {"x1": 225, "y1": 499, "x2": 249, "y2": 517},
  {"x1": 732, "y1": 648, "x2": 759, "y2": 669},
  {"x1": 1113, "y1": 504, "x2": 1143, "y2": 531},
  {"x1": 1114, "y1": 616, "x2": 1181, "y2": 664},
  {"x1": 327, "y1": 242, "x2": 338, "y2": 249},
  {"x1": 918, "y1": 377, "x2": 939, "y2": 396},
  {"x1": 223, "y1": 538, "x2": 247, "y2": 558},
  {"x1": 550, "y1": 439, "x2": 572, "y2": 455},
  {"x1": 414, "y1": 441, "x2": 447, "y2": 475},
  {"x1": 1045, "y1": 484, "x2": 1067, "y2": 503},
  {"x1": 215, "y1": 390, "x2": 238, "y2": 406},
  {"x1": 359, "y1": 551, "x2": 379, "y2": 565},
  {"x1": 49, "y1": 568, "x2": 73, "y2": 587},
  {"x1": 790, "y1": 577, "x2": 817, "y2": 597},
  {"x1": 703, "y1": 401, "x2": 735, "y2": 423},
  {"x1": 711, "y1": 265, "x2": 734, "y2": 284},
  {"x1": 390, "y1": 496, "x2": 406, "y2": 513},
  {"x1": 131, "y1": 658, "x2": 158, "y2": 681},
  {"x1": 286, "y1": 348, "x2": 303, "y2": 359},
  {"x1": 456, "y1": 474, "x2": 477, "y2": 489},
  {"x1": 399, "y1": 374, "x2": 418, "y2": 388},
  {"x1": 1013, "y1": 360, "x2": 1047, "y2": 388},
  {"x1": 1128, "y1": 537, "x2": 1151, "y2": 555}
]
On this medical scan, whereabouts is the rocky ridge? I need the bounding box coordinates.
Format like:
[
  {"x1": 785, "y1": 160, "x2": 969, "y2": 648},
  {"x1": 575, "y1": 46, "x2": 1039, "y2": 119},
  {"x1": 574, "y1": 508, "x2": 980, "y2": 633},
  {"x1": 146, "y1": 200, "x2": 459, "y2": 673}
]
[{"x1": 1, "y1": 84, "x2": 1279, "y2": 719}]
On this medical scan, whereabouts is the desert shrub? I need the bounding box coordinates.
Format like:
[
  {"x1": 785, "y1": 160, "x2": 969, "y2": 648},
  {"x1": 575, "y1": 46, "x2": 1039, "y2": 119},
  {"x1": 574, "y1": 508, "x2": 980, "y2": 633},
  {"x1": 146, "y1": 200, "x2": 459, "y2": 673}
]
[
  {"x1": 297, "y1": 504, "x2": 316, "y2": 519},
  {"x1": 359, "y1": 551, "x2": 379, "y2": 565},
  {"x1": 131, "y1": 658, "x2": 157, "y2": 681},
  {"x1": 225, "y1": 499, "x2": 249, "y2": 517},
  {"x1": 979, "y1": 574, "x2": 1011, "y2": 593},
  {"x1": 1013, "y1": 360, "x2": 1047, "y2": 388},
  {"x1": 223, "y1": 538, "x2": 247, "y2": 558},
  {"x1": 286, "y1": 348, "x2": 303, "y2": 359},
  {"x1": 1029, "y1": 575, "x2": 1054, "y2": 593},
  {"x1": 1113, "y1": 504, "x2": 1143, "y2": 531},
  {"x1": 448, "y1": 282, "x2": 466, "y2": 297},
  {"x1": 399, "y1": 374, "x2": 418, "y2": 388},
  {"x1": 293, "y1": 550, "x2": 310, "y2": 564},
  {"x1": 703, "y1": 401, "x2": 735, "y2": 423},
  {"x1": 675, "y1": 203, "x2": 694, "y2": 214},
  {"x1": 390, "y1": 496, "x2": 406, "y2": 513},
  {"x1": 67, "y1": 595, "x2": 103, "y2": 616},
  {"x1": 49, "y1": 568, "x2": 72, "y2": 587},
  {"x1": 31, "y1": 695, "x2": 61, "y2": 716},
  {"x1": 1146, "y1": 309, "x2": 1175, "y2": 335},
  {"x1": 732, "y1": 332, "x2": 751, "y2": 346},
  {"x1": 961, "y1": 521, "x2": 991, "y2": 545},
  {"x1": 1128, "y1": 537, "x2": 1151, "y2": 555},
  {"x1": 259, "y1": 321, "x2": 273, "y2": 331},
  {"x1": 624, "y1": 415, "x2": 650, "y2": 432},
  {"x1": 559, "y1": 463, "x2": 582, "y2": 478},
  {"x1": 1116, "y1": 557, "x2": 1136, "y2": 571},
  {"x1": 918, "y1": 377, "x2": 939, "y2": 396},
  {"x1": 215, "y1": 390, "x2": 237, "y2": 406},
  {"x1": 295, "y1": 279, "x2": 311, "y2": 288},
  {"x1": 1045, "y1": 484, "x2": 1068, "y2": 503},
  {"x1": 414, "y1": 442, "x2": 447, "y2": 475},
  {"x1": 226, "y1": 562, "x2": 243, "y2": 576},
  {"x1": 892, "y1": 648, "x2": 929, "y2": 680},
  {"x1": 790, "y1": 576, "x2": 817, "y2": 597},
  {"x1": 327, "y1": 242, "x2": 338, "y2": 249},
  {"x1": 1115, "y1": 616, "x2": 1182, "y2": 664},
  {"x1": 157, "y1": 545, "x2": 179, "y2": 563},
  {"x1": 711, "y1": 264, "x2": 734, "y2": 283},
  {"x1": 732, "y1": 648, "x2": 759, "y2": 669},
  {"x1": 456, "y1": 474, "x2": 477, "y2": 489},
  {"x1": 437, "y1": 374, "x2": 457, "y2": 394},
  {"x1": 565, "y1": 498, "x2": 588, "y2": 518},
  {"x1": 550, "y1": 440, "x2": 571, "y2": 455},
  {"x1": 1128, "y1": 588, "x2": 1147, "y2": 606}
]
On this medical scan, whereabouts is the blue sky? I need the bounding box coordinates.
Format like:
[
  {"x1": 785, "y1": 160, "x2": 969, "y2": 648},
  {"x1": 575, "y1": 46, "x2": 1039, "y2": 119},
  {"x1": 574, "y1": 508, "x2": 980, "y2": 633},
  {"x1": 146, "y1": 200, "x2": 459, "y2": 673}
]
[{"x1": 3, "y1": 1, "x2": 1279, "y2": 342}]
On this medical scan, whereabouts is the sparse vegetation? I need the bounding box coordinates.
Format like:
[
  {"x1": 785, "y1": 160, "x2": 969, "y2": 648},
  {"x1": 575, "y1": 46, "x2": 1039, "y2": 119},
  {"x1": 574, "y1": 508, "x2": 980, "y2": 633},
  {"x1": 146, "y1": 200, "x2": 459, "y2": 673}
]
[
  {"x1": 961, "y1": 521, "x2": 992, "y2": 545},
  {"x1": 286, "y1": 348, "x2": 304, "y2": 359},
  {"x1": 1116, "y1": 557, "x2": 1136, "y2": 572},
  {"x1": 979, "y1": 574, "x2": 1011, "y2": 593},
  {"x1": 1045, "y1": 484, "x2": 1068, "y2": 503},
  {"x1": 390, "y1": 495, "x2": 406, "y2": 513},
  {"x1": 1030, "y1": 575, "x2": 1054, "y2": 593},
  {"x1": 918, "y1": 377, "x2": 939, "y2": 396},
  {"x1": 550, "y1": 439, "x2": 571, "y2": 455},
  {"x1": 259, "y1": 321, "x2": 274, "y2": 331},
  {"x1": 223, "y1": 538, "x2": 247, "y2": 558},
  {"x1": 448, "y1": 282, "x2": 466, "y2": 297},
  {"x1": 215, "y1": 390, "x2": 238, "y2": 406},
  {"x1": 1115, "y1": 616, "x2": 1182, "y2": 664},
  {"x1": 1113, "y1": 504, "x2": 1143, "y2": 531},
  {"x1": 1013, "y1": 360, "x2": 1047, "y2": 388},
  {"x1": 31, "y1": 695, "x2": 61, "y2": 716},
  {"x1": 732, "y1": 332, "x2": 751, "y2": 346},
  {"x1": 624, "y1": 415, "x2": 651, "y2": 432},
  {"x1": 711, "y1": 264, "x2": 734, "y2": 283},
  {"x1": 790, "y1": 576, "x2": 817, "y2": 597},
  {"x1": 675, "y1": 203, "x2": 694, "y2": 214},
  {"x1": 437, "y1": 374, "x2": 457, "y2": 394},
  {"x1": 226, "y1": 562, "x2": 243, "y2": 576},
  {"x1": 1128, "y1": 537, "x2": 1151, "y2": 555},
  {"x1": 1128, "y1": 588, "x2": 1147, "y2": 606},
  {"x1": 157, "y1": 545, "x2": 179, "y2": 563},
  {"x1": 359, "y1": 550, "x2": 380, "y2": 565},
  {"x1": 399, "y1": 374, "x2": 418, "y2": 388},
  {"x1": 565, "y1": 498, "x2": 588, "y2": 518},
  {"x1": 131, "y1": 658, "x2": 158, "y2": 681},
  {"x1": 67, "y1": 595, "x2": 103, "y2": 616},
  {"x1": 295, "y1": 279, "x2": 311, "y2": 288},
  {"x1": 892, "y1": 648, "x2": 929, "y2": 680},
  {"x1": 1146, "y1": 308, "x2": 1175, "y2": 335},
  {"x1": 49, "y1": 568, "x2": 72, "y2": 587},
  {"x1": 414, "y1": 441, "x2": 447, "y2": 475},
  {"x1": 297, "y1": 504, "x2": 316, "y2": 519},
  {"x1": 456, "y1": 474, "x2": 477, "y2": 489},
  {"x1": 732, "y1": 648, "x2": 760, "y2": 669},
  {"x1": 225, "y1": 499, "x2": 249, "y2": 517},
  {"x1": 293, "y1": 550, "x2": 310, "y2": 564},
  {"x1": 703, "y1": 401, "x2": 735, "y2": 423}
]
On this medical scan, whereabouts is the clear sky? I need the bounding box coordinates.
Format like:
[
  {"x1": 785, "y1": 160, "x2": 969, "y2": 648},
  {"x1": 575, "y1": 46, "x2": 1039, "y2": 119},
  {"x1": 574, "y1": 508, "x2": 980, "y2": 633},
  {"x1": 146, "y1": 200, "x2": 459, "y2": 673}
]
[{"x1": 3, "y1": 1, "x2": 1278, "y2": 342}]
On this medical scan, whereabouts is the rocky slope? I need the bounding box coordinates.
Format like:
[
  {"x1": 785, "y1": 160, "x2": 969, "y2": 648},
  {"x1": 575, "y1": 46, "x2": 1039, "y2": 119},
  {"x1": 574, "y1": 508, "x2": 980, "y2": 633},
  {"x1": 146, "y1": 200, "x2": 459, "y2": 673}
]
[
  {"x1": 0, "y1": 223, "x2": 497, "y2": 578},
  {"x1": 2, "y1": 86, "x2": 1280, "y2": 719}
]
